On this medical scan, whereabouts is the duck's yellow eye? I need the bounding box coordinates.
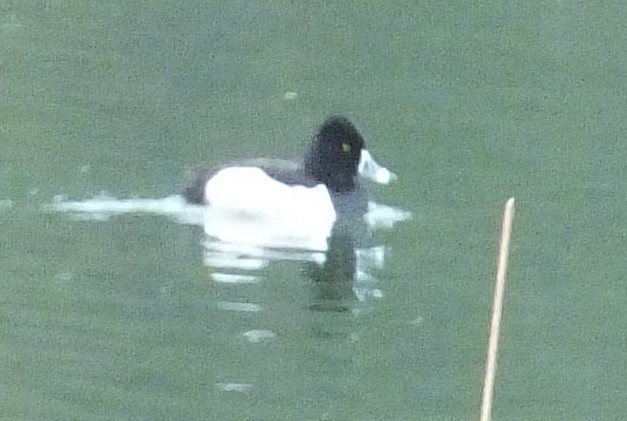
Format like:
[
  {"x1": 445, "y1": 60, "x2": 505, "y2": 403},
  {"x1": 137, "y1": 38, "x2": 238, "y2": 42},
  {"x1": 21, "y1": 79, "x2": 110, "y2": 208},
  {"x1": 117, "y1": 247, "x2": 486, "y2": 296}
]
[{"x1": 342, "y1": 143, "x2": 351, "y2": 153}]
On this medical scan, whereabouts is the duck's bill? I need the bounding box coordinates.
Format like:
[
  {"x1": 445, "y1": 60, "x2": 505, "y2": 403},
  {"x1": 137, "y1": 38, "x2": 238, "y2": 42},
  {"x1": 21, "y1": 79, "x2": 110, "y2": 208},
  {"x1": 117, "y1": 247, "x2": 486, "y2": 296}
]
[{"x1": 358, "y1": 150, "x2": 397, "y2": 185}]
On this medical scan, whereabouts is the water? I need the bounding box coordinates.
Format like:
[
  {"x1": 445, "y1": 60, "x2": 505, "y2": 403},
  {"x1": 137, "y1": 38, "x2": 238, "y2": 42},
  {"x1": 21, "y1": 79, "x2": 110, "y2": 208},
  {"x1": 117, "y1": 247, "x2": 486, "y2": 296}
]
[{"x1": 2, "y1": 1, "x2": 627, "y2": 420}]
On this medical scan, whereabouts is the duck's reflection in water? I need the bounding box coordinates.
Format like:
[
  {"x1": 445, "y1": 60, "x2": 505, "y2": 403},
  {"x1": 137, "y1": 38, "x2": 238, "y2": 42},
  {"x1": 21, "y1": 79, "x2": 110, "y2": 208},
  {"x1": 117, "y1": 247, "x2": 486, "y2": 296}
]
[
  {"x1": 305, "y1": 225, "x2": 360, "y2": 312},
  {"x1": 202, "y1": 207, "x2": 386, "y2": 314}
]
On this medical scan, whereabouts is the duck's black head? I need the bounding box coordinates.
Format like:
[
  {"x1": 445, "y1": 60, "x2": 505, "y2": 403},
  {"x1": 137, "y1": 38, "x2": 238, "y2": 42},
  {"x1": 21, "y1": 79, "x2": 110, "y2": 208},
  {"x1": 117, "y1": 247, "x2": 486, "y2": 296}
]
[{"x1": 304, "y1": 116, "x2": 365, "y2": 193}]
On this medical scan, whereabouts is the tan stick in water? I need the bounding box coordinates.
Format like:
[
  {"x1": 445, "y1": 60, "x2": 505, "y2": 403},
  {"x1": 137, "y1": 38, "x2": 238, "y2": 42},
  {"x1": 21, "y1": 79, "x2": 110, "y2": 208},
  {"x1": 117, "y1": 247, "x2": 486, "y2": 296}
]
[{"x1": 480, "y1": 197, "x2": 515, "y2": 421}]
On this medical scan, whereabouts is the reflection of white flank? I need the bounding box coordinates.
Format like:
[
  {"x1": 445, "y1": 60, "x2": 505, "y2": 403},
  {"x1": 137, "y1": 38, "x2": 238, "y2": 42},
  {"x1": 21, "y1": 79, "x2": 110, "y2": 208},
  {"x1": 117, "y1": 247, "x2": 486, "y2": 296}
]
[
  {"x1": 203, "y1": 243, "x2": 327, "y2": 272},
  {"x1": 202, "y1": 236, "x2": 327, "y2": 273},
  {"x1": 203, "y1": 253, "x2": 267, "y2": 271},
  {"x1": 211, "y1": 273, "x2": 259, "y2": 284},
  {"x1": 216, "y1": 301, "x2": 262, "y2": 312},
  {"x1": 242, "y1": 329, "x2": 275, "y2": 343}
]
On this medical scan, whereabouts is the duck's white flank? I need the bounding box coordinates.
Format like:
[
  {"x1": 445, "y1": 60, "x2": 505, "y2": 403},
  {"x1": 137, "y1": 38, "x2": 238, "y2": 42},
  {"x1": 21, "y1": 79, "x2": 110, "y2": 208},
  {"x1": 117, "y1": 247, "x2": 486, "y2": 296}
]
[{"x1": 205, "y1": 166, "x2": 336, "y2": 224}]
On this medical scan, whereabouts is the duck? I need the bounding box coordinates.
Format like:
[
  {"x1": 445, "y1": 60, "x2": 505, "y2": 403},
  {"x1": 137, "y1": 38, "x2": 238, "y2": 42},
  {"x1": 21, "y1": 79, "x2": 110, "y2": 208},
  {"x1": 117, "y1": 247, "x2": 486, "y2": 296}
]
[{"x1": 183, "y1": 116, "x2": 395, "y2": 246}]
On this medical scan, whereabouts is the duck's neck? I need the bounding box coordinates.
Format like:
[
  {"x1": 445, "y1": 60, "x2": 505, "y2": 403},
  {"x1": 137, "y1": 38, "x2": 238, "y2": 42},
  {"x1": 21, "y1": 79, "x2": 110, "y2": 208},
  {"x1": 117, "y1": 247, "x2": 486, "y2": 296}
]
[{"x1": 304, "y1": 158, "x2": 355, "y2": 193}]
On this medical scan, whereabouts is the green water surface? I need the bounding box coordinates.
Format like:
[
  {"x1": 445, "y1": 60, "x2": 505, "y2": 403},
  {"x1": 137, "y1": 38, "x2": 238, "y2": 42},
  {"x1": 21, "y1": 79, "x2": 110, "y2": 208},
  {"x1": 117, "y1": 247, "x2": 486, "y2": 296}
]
[{"x1": 2, "y1": 1, "x2": 626, "y2": 420}]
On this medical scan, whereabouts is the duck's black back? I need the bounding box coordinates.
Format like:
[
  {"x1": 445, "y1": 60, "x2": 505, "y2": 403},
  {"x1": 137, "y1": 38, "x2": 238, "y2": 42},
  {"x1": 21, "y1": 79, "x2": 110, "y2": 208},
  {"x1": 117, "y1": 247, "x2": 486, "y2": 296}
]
[{"x1": 182, "y1": 158, "x2": 318, "y2": 204}]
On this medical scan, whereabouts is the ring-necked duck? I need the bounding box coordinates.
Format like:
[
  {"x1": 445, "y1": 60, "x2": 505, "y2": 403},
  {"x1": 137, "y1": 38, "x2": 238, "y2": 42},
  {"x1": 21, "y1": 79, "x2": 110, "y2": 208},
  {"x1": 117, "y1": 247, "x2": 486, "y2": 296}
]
[{"x1": 183, "y1": 116, "x2": 395, "y2": 229}]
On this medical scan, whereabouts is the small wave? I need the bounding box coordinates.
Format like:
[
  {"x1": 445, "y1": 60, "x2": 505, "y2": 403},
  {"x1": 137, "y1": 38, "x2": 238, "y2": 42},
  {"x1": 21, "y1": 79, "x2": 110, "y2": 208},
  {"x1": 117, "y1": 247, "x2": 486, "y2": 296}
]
[{"x1": 44, "y1": 194, "x2": 203, "y2": 225}]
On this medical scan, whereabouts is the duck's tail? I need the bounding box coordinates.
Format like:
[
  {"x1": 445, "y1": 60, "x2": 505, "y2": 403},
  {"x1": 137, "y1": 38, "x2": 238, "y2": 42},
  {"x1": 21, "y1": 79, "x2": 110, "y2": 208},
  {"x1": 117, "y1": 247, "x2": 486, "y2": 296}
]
[{"x1": 182, "y1": 168, "x2": 214, "y2": 204}]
